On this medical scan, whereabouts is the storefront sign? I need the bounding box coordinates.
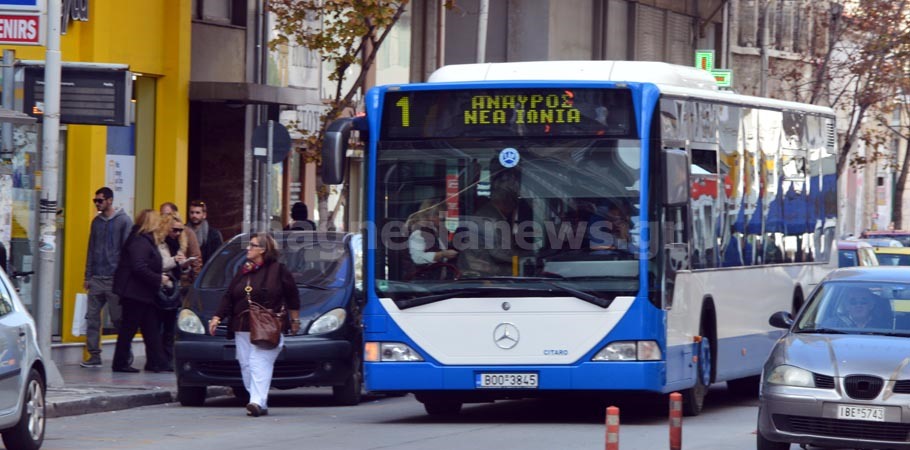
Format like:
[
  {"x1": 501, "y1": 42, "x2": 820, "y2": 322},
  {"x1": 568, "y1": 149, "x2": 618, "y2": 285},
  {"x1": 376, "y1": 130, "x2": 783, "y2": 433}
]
[
  {"x1": 0, "y1": 0, "x2": 44, "y2": 11},
  {"x1": 23, "y1": 66, "x2": 132, "y2": 126},
  {"x1": 0, "y1": 13, "x2": 41, "y2": 45}
]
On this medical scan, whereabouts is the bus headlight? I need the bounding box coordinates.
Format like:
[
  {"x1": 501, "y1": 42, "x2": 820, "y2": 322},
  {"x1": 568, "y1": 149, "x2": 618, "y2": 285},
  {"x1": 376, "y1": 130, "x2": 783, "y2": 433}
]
[
  {"x1": 364, "y1": 342, "x2": 424, "y2": 362},
  {"x1": 177, "y1": 309, "x2": 206, "y2": 334},
  {"x1": 592, "y1": 341, "x2": 662, "y2": 361},
  {"x1": 307, "y1": 308, "x2": 346, "y2": 335}
]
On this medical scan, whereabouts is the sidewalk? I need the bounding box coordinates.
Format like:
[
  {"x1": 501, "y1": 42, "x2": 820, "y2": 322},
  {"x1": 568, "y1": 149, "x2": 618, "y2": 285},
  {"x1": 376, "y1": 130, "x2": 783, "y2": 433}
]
[{"x1": 47, "y1": 356, "x2": 229, "y2": 418}]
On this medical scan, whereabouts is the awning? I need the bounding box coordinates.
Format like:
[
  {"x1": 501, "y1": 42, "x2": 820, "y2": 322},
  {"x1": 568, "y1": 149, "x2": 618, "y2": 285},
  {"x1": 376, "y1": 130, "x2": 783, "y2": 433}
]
[
  {"x1": 189, "y1": 81, "x2": 320, "y2": 106},
  {"x1": 0, "y1": 107, "x2": 36, "y2": 125}
]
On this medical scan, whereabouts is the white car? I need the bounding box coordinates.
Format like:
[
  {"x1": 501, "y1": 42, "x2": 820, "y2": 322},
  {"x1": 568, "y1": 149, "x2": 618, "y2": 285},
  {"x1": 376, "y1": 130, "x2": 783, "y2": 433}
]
[{"x1": 0, "y1": 268, "x2": 45, "y2": 450}]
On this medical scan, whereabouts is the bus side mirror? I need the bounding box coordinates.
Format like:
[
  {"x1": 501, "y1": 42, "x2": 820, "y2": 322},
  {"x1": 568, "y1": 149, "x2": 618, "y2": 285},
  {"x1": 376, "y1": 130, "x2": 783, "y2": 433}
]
[
  {"x1": 663, "y1": 149, "x2": 689, "y2": 206},
  {"x1": 323, "y1": 118, "x2": 354, "y2": 185}
]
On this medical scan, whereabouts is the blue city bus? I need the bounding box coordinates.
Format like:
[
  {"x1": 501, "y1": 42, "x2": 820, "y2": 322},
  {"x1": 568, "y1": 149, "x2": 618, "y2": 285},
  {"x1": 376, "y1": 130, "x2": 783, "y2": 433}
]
[{"x1": 323, "y1": 61, "x2": 837, "y2": 416}]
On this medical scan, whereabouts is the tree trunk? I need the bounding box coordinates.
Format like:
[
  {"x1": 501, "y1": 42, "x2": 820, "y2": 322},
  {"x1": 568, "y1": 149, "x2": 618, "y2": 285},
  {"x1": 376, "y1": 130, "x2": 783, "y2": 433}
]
[{"x1": 894, "y1": 147, "x2": 910, "y2": 229}]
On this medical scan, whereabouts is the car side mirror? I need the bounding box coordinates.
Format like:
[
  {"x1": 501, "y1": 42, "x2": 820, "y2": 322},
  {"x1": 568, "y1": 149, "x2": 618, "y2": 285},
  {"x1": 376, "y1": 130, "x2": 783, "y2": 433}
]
[{"x1": 768, "y1": 311, "x2": 793, "y2": 329}]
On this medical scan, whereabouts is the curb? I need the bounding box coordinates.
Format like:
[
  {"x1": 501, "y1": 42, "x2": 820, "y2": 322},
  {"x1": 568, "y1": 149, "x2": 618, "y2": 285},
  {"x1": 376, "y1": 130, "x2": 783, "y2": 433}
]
[{"x1": 47, "y1": 386, "x2": 232, "y2": 418}]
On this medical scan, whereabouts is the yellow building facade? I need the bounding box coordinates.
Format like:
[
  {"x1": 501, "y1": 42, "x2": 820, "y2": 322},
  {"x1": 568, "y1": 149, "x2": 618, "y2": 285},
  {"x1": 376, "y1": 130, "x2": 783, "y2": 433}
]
[{"x1": 3, "y1": 1, "x2": 190, "y2": 344}]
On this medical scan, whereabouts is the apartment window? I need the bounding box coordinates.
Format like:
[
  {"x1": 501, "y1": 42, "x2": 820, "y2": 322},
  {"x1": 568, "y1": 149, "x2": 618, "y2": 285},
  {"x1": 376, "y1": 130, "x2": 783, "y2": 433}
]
[{"x1": 194, "y1": 0, "x2": 247, "y2": 27}]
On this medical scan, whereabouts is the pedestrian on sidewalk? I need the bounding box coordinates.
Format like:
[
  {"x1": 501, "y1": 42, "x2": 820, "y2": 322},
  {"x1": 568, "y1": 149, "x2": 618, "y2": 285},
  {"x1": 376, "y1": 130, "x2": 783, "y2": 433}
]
[
  {"x1": 81, "y1": 187, "x2": 133, "y2": 368},
  {"x1": 208, "y1": 232, "x2": 301, "y2": 417},
  {"x1": 157, "y1": 213, "x2": 189, "y2": 371},
  {"x1": 111, "y1": 211, "x2": 170, "y2": 373},
  {"x1": 187, "y1": 199, "x2": 224, "y2": 263},
  {"x1": 160, "y1": 202, "x2": 203, "y2": 273},
  {"x1": 284, "y1": 201, "x2": 316, "y2": 231}
]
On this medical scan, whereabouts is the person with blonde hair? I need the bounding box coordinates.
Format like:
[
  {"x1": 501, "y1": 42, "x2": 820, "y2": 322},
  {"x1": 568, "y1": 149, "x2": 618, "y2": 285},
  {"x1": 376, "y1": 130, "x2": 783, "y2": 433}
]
[
  {"x1": 155, "y1": 213, "x2": 189, "y2": 370},
  {"x1": 111, "y1": 211, "x2": 170, "y2": 373},
  {"x1": 406, "y1": 199, "x2": 457, "y2": 280}
]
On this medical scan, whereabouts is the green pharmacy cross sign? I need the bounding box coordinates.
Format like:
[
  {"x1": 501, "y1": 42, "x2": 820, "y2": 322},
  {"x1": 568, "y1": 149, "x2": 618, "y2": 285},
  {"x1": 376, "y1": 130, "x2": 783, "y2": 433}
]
[{"x1": 695, "y1": 50, "x2": 733, "y2": 89}]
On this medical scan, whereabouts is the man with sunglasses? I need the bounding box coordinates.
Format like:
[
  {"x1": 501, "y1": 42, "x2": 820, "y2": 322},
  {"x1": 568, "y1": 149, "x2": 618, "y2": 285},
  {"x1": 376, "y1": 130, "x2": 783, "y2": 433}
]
[
  {"x1": 82, "y1": 187, "x2": 133, "y2": 368},
  {"x1": 834, "y1": 287, "x2": 893, "y2": 329}
]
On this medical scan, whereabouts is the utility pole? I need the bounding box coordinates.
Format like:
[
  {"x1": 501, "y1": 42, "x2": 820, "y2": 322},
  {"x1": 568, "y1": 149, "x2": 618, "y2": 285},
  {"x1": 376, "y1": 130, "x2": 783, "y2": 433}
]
[
  {"x1": 759, "y1": 0, "x2": 774, "y2": 98},
  {"x1": 476, "y1": 0, "x2": 489, "y2": 63},
  {"x1": 37, "y1": 0, "x2": 63, "y2": 387}
]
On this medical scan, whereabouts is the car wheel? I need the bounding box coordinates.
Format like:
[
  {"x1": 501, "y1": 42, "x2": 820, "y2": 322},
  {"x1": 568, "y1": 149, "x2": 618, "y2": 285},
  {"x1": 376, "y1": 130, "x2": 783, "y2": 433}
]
[
  {"x1": 756, "y1": 429, "x2": 789, "y2": 450},
  {"x1": 177, "y1": 384, "x2": 207, "y2": 407},
  {"x1": 332, "y1": 352, "x2": 363, "y2": 406},
  {"x1": 232, "y1": 386, "x2": 250, "y2": 404},
  {"x1": 726, "y1": 375, "x2": 760, "y2": 397},
  {"x1": 682, "y1": 334, "x2": 711, "y2": 416},
  {"x1": 1, "y1": 368, "x2": 45, "y2": 450}
]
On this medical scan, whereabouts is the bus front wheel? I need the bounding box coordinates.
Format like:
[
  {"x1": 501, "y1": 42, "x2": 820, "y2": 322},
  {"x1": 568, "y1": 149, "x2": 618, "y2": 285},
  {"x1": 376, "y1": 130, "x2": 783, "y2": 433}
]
[
  {"x1": 682, "y1": 334, "x2": 711, "y2": 416},
  {"x1": 417, "y1": 394, "x2": 462, "y2": 416}
]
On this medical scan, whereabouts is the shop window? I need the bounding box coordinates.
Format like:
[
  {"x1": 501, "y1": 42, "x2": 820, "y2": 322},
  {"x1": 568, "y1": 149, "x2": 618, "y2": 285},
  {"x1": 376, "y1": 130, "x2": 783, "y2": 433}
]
[{"x1": 195, "y1": 0, "x2": 247, "y2": 27}]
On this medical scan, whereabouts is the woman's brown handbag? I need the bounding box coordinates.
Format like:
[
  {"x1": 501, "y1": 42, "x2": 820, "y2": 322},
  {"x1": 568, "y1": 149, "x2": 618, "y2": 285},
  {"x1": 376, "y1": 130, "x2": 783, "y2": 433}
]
[{"x1": 243, "y1": 277, "x2": 285, "y2": 349}]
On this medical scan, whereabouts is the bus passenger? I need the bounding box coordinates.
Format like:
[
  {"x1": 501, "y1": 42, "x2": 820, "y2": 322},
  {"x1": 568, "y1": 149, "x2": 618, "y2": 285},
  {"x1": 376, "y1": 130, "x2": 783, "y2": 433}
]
[
  {"x1": 407, "y1": 199, "x2": 457, "y2": 280},
  {"x1": 456, "y1": 168, "x2": 520, "y2": 277},
  {"x1": 587, "y1": 201, "x2": 633, "y2": 251}
]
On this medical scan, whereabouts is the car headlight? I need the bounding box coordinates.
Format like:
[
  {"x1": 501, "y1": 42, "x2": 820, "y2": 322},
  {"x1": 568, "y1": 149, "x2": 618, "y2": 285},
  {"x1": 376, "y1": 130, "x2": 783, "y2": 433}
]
[
  {"x1": 177, "y1": 309, "x2": 206, "y2": 334},
  {"x1": 592, "y1": 341, "x2": 662, "y2": 361},
  {"x1": 364, "y1": 342, "x2": 425, "y2": 362},
  {"x1": 766, "y1": 365, "x2": 815, "y2": 388},
  {"x1": 307, "y1": 308, "x2": 346, "y2": 335}
]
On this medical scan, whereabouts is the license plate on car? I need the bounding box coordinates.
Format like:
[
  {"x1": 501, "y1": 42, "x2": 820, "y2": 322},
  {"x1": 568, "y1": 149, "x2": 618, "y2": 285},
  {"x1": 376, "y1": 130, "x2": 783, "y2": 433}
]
[
  {"x1": 836, "y1": 404, "x2": 885, "y2": 422},
  {"x1": 475, "y1": 373, "x2": 539, "y2": 389}
]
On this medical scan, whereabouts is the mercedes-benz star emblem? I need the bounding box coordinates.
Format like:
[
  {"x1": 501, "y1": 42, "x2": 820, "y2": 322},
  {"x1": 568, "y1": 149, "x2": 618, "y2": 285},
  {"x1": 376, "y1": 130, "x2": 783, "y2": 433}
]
[{"x1": 493, "y1": 323, "x2": 520, "y2": 350}]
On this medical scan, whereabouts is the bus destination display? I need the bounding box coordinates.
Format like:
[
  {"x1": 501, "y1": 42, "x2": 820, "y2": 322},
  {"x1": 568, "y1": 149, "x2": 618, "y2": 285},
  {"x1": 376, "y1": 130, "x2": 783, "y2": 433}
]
[{"x1": 381, "y1": 88, "x2": 636, "y2": 139}]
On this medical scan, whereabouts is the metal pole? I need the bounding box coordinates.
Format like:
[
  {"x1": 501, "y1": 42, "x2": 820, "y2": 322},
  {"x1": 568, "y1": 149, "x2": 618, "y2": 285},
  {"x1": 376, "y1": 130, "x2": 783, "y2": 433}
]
[
  {"x1": 476, "y1": 0, "x2": 489, "y2": 63},
  {"x1": 37, "y1": 0, "x2": 63, "y2": 387},
  {"x1": 2, "y1": 50, "x2": 14, "y2": 155},
  {"x1": 264, "y1": 120, "x2": 273, "y2": 230},
  {"x1": 760, "y1": 0, "x2": 773, "y2": 98}
]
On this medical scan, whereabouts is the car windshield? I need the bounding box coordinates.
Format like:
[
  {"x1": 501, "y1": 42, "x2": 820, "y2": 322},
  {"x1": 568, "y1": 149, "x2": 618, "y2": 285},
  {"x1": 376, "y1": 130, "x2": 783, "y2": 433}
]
[
  {"x1": 796, "y1": 281, "x2": 910, "y2": 335},
  {"x1": 875, "y1": 253, "x2": 910, "y2": 266},
  {"x1": 199, "y1": 235, "x2": 351, "y2": 289}
]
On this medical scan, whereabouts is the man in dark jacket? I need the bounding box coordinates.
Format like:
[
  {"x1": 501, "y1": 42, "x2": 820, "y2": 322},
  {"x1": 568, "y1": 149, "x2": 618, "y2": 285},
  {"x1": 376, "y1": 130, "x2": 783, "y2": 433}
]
[
  {"x1": 82, "y1": 187, "x2": 132, "y2": 368},
  {"x1": 285, "y1": 202, "x2": 316, "y2": 231},
  {"x1": 187, "y1": 200, "x2": 224, "y2": 263}
]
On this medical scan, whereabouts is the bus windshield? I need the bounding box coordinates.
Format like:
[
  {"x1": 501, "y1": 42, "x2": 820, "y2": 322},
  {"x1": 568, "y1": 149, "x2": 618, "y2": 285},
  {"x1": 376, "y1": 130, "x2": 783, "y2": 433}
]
[{"x1": 373, "y1": 137, "x2": 643, "y2": 301}]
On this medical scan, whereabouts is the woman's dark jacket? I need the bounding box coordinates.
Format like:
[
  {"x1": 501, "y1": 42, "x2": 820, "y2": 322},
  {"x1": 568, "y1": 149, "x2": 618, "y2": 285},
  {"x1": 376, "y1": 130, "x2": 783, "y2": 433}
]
[
  {"x1": 113, "y1": 232, "x2": 163, "y2": 305},
  {"x1": 214, "y1": 261, "x2": 301, "y2": 332}
]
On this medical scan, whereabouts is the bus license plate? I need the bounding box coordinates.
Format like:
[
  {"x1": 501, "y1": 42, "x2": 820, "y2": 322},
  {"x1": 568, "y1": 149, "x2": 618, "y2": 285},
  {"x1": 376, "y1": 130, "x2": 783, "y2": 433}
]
[
  {"x1": 476, "y1": 373, "x2": 539, "y2": 389},
  {"x1": 836, "y1": 404, "x2": 885, "y2": 422}
]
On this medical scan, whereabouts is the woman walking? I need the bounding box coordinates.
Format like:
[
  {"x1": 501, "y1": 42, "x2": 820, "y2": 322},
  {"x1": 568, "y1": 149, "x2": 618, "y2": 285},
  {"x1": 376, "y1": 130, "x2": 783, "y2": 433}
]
[
  {"x1": 157, "y1": 213, "x2": 188, "y2": 370},
  {"x1": 112, "y1": 211, "x2": 170, "y2": 373},
  {"x1": 208, "y1": 232, "x2": 301, "y2": 416}
]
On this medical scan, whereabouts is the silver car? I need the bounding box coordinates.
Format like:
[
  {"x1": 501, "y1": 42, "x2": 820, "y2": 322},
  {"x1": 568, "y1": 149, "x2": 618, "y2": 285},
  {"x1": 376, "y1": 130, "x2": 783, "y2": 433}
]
[
  {"x1": 758, "y1": 267, "x2": 910, "y2": 450},
  {"x1": 0, "y1": 268, "x2": 45, "y2": 450}
]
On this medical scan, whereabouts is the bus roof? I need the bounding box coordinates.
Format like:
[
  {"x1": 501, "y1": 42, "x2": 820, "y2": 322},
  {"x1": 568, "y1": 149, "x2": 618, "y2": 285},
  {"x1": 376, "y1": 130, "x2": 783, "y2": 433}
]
[{"x1": 427, "y1": 61, "x2": 835, "y2": 117}]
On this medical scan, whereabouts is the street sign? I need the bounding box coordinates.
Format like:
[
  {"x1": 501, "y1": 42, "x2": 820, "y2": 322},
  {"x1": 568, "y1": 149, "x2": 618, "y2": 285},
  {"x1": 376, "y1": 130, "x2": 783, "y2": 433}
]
[
  {"x1": 711, "y1": 69, "x2": 733, "y2": 88},
  {"x1": 695, "y1": 50, "x2": 714, "y2": 71},
  {"x1": 23, "y1": 67, "x2": 132, "y2": 126},
  {"x1": 252, "y1": 121, "x2": 292, "y2": 164}
]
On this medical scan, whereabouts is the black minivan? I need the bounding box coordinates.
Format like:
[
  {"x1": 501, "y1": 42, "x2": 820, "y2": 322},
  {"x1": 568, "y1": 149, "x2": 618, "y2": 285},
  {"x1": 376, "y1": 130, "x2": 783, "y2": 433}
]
[{"x1": 174, "y1": 231, "x2": 364, "y2": 406}]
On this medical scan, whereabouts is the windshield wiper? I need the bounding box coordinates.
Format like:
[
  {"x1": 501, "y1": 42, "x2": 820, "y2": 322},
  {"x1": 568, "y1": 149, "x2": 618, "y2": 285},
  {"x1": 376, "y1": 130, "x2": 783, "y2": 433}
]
[
  {"x1": 541, "y1": 281, "x2": 613, "y2": 308},
  {"x1": 297, "y1": 281, "x2": 328, "y2": 290},
  {"x1": 395, "y1": 287, "x2": 531, "y2": 310},
  {"x1": 415, "y1": 276, "x2": 614, "y2": 308},
  {"x1": 796, "y1": 327, "x2": 848, "y2": 334}
]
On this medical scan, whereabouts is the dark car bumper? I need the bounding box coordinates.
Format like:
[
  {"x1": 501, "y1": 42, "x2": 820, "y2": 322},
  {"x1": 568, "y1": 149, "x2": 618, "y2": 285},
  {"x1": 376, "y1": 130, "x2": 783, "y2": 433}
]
[{"x1": 175, "y1": 331, "x2": 354, "y2": 389}]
